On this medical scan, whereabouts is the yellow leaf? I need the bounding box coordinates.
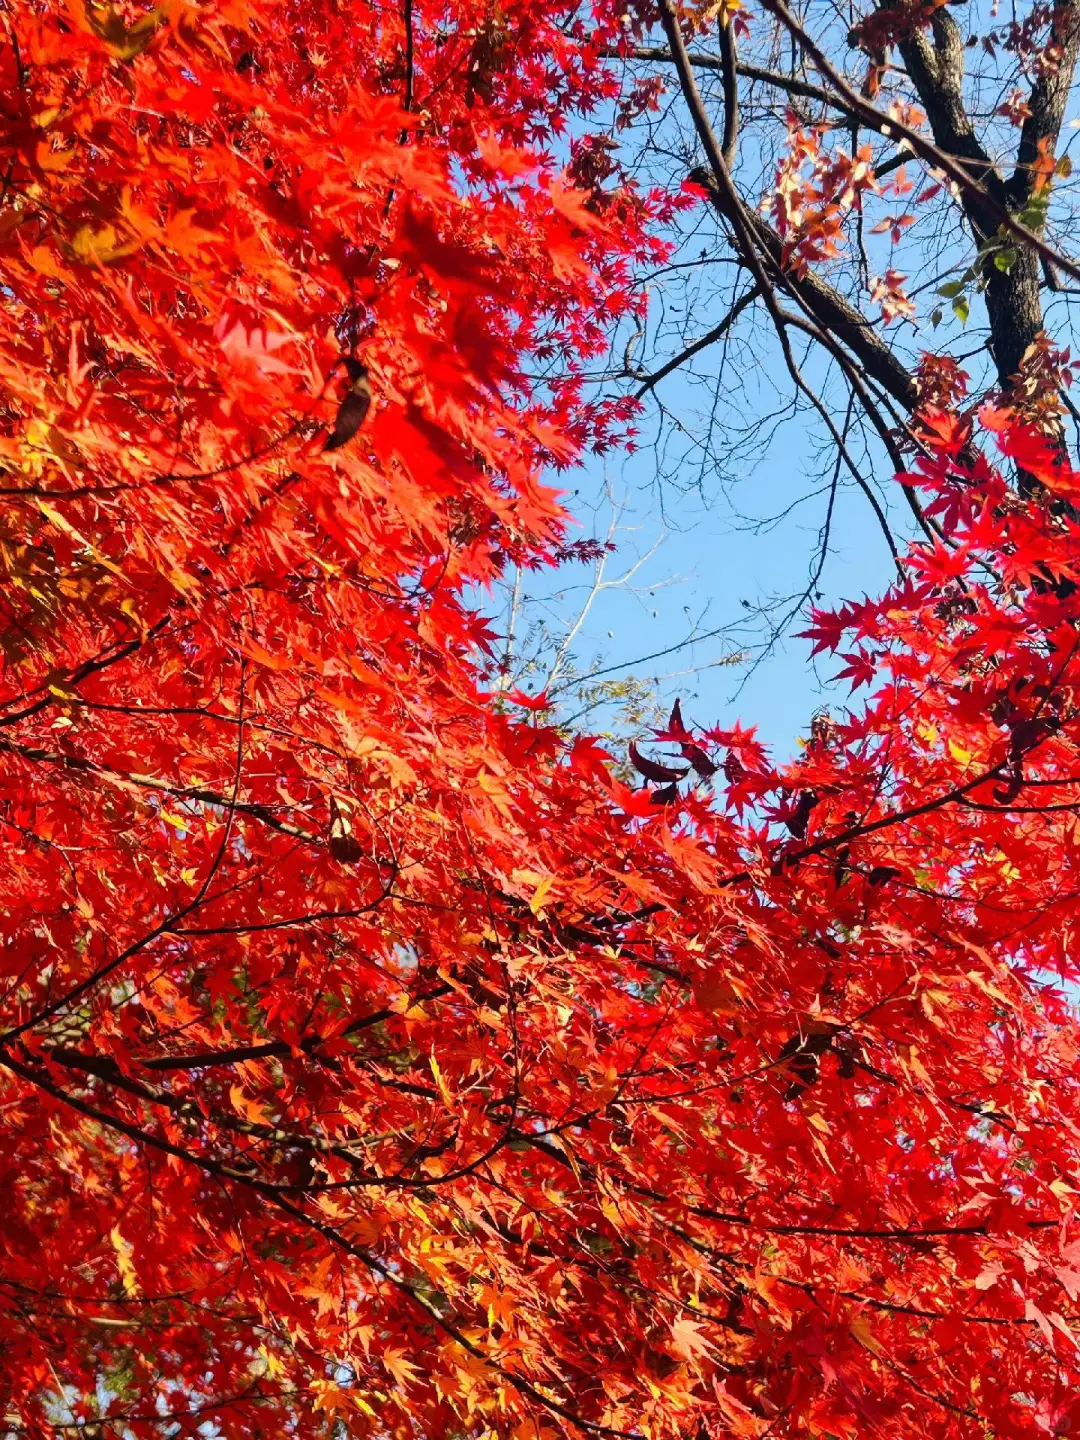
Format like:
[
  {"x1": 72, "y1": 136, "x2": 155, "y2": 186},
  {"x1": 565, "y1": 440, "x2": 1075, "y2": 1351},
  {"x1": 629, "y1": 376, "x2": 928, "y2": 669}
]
[
  {"x1": 161, "y1": 207, "x2": 218, "y2": 261},
  {"x1": 965, "y1": 968, "x2": 1014, "y2": 1007},
  {"x1": 529, "y1": 873, "x2": 555, "y2": 915},
  {"x1": 36, "y1": 139, "x2": 76, "y2": 172},
  {"x1": 850, "y1": 1314, "x2": 884, "y2": 1356},
  {"x1": 310, "y1": 1379, "x2": 354, "y2": 1419},
  {"x1": 26, "y1": 245, "x2": 67, "y2": 279},
  {"x1": 78, "y1": 0, "x2": 165, "y2": 59},
  {"x1": 229, "y1": 1085, "x2": 271, "y2": 1125},
  {"x1": 948, "y1": 737, "x2": 973, "y2": 768},
  {"x1": 430, "y1": 1052, "x2": 454, "y2": 1107},
  {"x1": 119, "y1": 188, "x2": 162, "y2": 244},
  {"x1": 259, "y1": 1343, "x2": 286, "y2": 1379},
  {"x1": 477, "y1": 1283, "x2": 516, "y2": 1329},
  {"x1": 239, "y1": 638, "x2": 291, "y2": 672},
  {"x1": 37, "y1": 501, "x2": 123, "y2": 576},
  {"x1": 702, "y1": 0, "x2": 742, "y2": 20},
  {"x1": 476, "y1": 767, "x2": 514, "y2": 818},
  {"x1": 109, "y1": 1225, "x2": 141, "y2": 1297},
  {"x1": 69, "y1": 222, "x2": 140, "y2": 265},
  {"x1": 383, "y1": 1348, "x2": 422, "y2": 1388}
]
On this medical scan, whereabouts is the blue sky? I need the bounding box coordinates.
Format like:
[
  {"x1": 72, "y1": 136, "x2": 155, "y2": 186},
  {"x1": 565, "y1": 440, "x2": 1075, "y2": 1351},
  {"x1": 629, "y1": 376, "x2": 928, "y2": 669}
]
[
  {"x1": 486, "y1": 54, "x2": 941, "y2": 759},
  {"x1": 497, "y1": 344, "x2": 914, "y2": 762},
  {"x1": 485, "y1": 2, "x2": 1080, "y2": 761}
]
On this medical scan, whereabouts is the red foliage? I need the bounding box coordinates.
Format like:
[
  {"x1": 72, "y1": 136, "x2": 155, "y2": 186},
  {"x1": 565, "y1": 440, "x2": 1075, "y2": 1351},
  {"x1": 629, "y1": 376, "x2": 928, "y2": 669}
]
[{"x1": 5, "y1": 3, "x2": 1080, "y2": 1440}]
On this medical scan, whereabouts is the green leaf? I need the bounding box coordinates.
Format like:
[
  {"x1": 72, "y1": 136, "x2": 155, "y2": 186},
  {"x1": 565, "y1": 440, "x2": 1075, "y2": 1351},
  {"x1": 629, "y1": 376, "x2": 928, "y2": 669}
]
[
  {"x1": 952, "y1": 294, "x2": 970, "y2": 326},
  {"x1": 930, "y1": 307, "x2": 943, "y2": 328},
  {"x1": 937, "y1": 280, "x2": 966, "y2": 299},
  {"x1": 994, "y1": 248, "x2": 1018, "y2": 272}
]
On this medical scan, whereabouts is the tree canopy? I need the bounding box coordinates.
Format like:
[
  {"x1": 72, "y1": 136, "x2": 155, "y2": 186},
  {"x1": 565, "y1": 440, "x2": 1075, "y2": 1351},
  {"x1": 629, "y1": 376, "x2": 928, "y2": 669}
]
[{"x1": 6, "y1": 2, "x2": 1080, "y2": 1439}]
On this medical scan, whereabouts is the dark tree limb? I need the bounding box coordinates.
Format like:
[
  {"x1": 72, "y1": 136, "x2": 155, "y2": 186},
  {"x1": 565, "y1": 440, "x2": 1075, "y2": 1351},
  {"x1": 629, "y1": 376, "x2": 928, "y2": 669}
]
[
  {"x1": 717, "y1": 19, "x2": 739, "y2": 168},
  {"x1": 884, "y1": 0, "x2": 1080, "y2": 431},
  {"x1": 604, "y1": 38, "x2": 920, "y2": 414},
  {"x1": 894, "y1": 9, "x2": 1001, "y2": 212},
  {"x1": 602, "y1": 44, "x2": 871, "y2": 129},
  {"x1": 757, "y1": 0, "x2": 1080, "y2": 282},
  {"x1": 635, "y1": 284, "x2": 760, "y2": 397},
  {"x1": 689, "y1": 166, "x2": 919, "y2": 412},
  {"x1": 654, "y1": 0, "x2": 903, "y2": 566},
  {"x1": 1010, "y1": 1, "x2": 1080, "y2": 207}
]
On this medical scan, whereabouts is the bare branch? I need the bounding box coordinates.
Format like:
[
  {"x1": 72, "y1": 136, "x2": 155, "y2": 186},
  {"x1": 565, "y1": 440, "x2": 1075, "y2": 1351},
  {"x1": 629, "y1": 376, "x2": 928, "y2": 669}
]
[
  {"x1": 602, "y1": 43, "x2": 869, "y2": 128},
  {"x1": 689, "y1": 167, "x2": 919, "y2": 411},
  {"x1": 635, "y1": 284, "x2": 760, "y2": 397},
  {"x1": 717, "y1": 20, "x2": 739, "y2": 168},
  {"x1": 1010, "y1": 1, "x2": 1080, "y2": 206},
  {"x1": 653, "y1": 0, "x2": 902, "y2": 567}
]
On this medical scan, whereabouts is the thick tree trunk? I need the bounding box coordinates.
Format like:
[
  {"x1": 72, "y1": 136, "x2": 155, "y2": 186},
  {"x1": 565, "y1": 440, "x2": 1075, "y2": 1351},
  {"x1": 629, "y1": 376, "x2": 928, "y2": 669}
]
[
  {"x1": 984, "y1": 250, "x2": 1045, "y2": 393},
  {"x1": 897, "y1": 2, "x2": 1080, "y2": 400}
]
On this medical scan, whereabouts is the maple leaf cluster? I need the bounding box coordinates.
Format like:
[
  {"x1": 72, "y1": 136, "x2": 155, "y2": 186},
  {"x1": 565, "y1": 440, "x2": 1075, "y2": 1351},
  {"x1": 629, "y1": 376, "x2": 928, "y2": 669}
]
[
  {"x1": 763, "y1": 111, "x2": 927, "y2": 324},
  {"x1": 767, "y1": 113, "x2": 879, "y2": 274},
  {"x1": 5, "y1": 3, "x2": 1080, "y2": 1440}
]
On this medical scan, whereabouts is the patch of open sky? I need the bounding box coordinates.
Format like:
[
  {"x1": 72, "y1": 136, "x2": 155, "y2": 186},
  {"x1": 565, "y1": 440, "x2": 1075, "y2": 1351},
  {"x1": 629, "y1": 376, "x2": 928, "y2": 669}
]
[
  {"x1": 471, "y1": 1, "x2": 1080, "y2": 760},
  {"x1": 488, "y1": 315, "x2": 922, "y2": 761}
]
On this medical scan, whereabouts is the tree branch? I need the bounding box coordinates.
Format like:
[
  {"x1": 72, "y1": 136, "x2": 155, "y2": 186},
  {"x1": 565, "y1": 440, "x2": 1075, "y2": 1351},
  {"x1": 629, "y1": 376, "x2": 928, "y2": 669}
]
[
  {"x1": 635, "y1": 284, "x2": 760, "y2": 397},
  {"x1": 1010, "y1": 0, "x2": 1080, "y2": 206},
  {"x1": 689, "y1": 166, "x2": 919, "y2": 412},
  {"x1": 654, "y1": 0, "x2": 903, "y2": 568},
  {"x1": 602, "y1": 43, "x2": 869, "y2": 128},
  {"x1": 717, "y1": 20, "x2": 739, "y2": 168},
  {"x1": 758, "y1": 0, "x2": 1080, "y2": 284}
]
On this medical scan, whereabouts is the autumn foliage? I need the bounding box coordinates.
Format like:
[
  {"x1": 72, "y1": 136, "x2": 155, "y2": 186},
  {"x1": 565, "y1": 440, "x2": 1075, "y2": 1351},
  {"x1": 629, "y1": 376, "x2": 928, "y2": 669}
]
[{"x1": 6, "y1": 1, "x2": 1080, "y2": 1438}]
